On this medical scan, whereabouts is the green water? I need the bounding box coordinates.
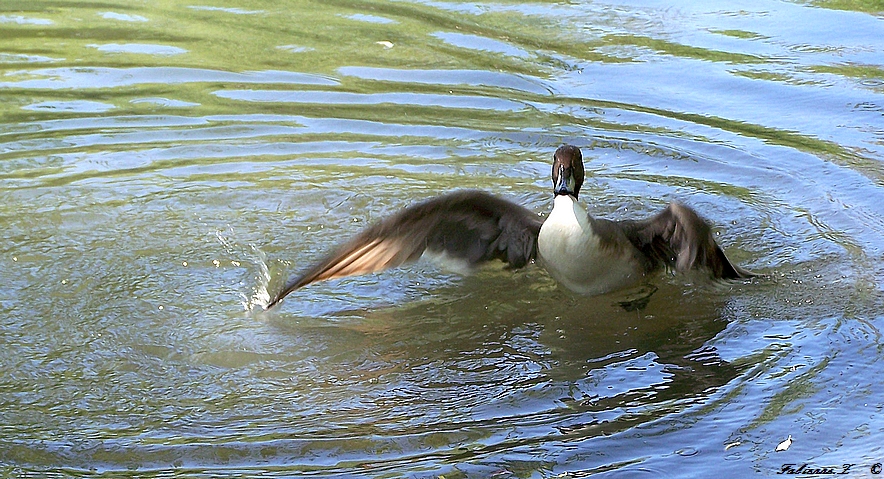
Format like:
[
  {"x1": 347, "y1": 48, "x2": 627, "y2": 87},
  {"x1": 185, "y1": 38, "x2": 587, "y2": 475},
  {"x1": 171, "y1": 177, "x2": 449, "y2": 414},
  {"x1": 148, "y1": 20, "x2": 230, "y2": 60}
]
[{"x1": 1, "y1": 0, "x2": 883, "y2": 477}]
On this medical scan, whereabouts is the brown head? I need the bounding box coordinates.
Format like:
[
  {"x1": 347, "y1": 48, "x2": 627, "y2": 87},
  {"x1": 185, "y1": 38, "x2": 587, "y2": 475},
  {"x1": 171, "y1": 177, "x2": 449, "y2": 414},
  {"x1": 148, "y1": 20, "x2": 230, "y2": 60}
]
[{"x1": 551, "y1": 144, "x2": 584, "y2": 199}]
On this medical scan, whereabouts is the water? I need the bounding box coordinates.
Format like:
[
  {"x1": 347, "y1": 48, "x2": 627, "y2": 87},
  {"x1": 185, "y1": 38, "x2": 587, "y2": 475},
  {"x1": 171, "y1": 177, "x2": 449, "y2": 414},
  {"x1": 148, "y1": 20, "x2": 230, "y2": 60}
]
[{"x1": 1, "y1": 0, "x2": 883, "y2": 477}]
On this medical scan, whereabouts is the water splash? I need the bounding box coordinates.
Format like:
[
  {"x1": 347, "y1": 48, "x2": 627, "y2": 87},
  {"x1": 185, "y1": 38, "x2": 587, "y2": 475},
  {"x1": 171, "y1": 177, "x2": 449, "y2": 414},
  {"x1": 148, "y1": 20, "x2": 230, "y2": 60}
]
[
  {"x1": 243, "y1": 244, "x2": 272, "y2": 312},
  {"x1": 215, "y1": 229, "x2": 273, "y2": 312}
]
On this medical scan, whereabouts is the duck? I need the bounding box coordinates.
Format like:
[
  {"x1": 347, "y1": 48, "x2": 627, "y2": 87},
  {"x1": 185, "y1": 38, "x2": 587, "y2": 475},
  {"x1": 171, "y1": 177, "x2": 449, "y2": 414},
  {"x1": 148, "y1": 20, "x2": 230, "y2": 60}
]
[{"x1": 265, "y1": 144, "x2": 752, "y2": 309}]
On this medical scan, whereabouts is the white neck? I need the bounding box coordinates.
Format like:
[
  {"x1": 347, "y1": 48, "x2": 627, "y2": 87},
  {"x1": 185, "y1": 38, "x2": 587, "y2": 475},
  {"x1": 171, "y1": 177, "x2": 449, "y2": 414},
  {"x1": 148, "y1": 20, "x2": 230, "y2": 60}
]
[
  {"x1": 538, "y1": 195, "x2": 594, "y2": 277},
  {"x1": 538, "y1": 195, "x2": 641, "y2": 295},
  {"x1": 545, "y1": 195, "x2": 590, "y2": 235}
]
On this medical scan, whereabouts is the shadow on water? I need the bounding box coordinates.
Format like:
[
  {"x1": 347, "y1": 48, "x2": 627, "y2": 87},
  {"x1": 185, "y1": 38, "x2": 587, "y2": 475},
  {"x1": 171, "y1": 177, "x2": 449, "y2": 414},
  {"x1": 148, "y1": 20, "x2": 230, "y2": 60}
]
[
  {"x1": 256, "y1": 267, "x2": 747, "y2": 472},
  {"x1": 1, "y1": 0, "x2": 883, "y2": 477}
]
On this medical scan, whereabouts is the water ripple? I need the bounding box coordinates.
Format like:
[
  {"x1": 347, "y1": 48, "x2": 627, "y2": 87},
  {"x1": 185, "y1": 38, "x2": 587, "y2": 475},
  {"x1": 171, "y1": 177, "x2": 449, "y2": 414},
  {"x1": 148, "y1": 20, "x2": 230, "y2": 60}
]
[{"x1": 1, "y1": 0, "x2": 883, "y2": 477}]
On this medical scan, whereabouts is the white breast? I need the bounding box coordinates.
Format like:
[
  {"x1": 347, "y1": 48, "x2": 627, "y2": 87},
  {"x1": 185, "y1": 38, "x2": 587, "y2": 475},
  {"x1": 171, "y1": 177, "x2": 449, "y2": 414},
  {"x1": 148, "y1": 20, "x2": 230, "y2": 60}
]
[{"x1": 538, "y1": 195, "x2": 641, "y2": 295}]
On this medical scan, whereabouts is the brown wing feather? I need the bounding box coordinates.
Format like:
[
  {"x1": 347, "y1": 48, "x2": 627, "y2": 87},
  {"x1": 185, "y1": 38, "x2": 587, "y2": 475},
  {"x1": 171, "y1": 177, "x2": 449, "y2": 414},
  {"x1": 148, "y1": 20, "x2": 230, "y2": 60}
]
[
  {"x1": 621, "y1": 202, "x2": 754, "y2": 279},
  {"x1": 265, "y1": 190, "x2": 542, "y2": 309}
]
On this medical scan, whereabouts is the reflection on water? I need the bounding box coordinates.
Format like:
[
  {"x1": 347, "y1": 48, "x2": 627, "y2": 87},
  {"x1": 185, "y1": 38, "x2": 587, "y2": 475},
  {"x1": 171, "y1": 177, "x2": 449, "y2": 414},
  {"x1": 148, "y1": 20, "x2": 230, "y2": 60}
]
[{"x1": 1, "y1": 0, "x2": 883, "y2": 477}]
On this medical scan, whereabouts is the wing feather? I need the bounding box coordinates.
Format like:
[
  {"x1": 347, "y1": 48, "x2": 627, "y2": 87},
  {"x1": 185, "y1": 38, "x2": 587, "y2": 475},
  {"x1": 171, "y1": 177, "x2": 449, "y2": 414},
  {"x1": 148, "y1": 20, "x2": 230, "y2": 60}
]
[
  {"x1": 621, "y1": 202, "x2": 754, "y2": 279},
  {"x1": 265, "y1": 190, "x2": 542, "y2": 309}
]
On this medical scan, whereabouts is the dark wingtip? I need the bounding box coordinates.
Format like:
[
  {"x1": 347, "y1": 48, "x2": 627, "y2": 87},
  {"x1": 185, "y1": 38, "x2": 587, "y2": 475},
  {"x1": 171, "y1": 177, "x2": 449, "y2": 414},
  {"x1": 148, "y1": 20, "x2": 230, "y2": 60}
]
[
  {"x1": 729, "y1": 263, "x2": 758, "y2": 280},
  {"x1": 262, "y1": 274, "x2": 311, "y2": 311},
  {"x1": 262, "y1": 297, "x2": 281, "y2": 311},
  {"x1": 262, "y1": 293, "x2": 284, "y2": 311},
  {"x1": 713, "y1": 244, "x2": 757, "y2": 280}
]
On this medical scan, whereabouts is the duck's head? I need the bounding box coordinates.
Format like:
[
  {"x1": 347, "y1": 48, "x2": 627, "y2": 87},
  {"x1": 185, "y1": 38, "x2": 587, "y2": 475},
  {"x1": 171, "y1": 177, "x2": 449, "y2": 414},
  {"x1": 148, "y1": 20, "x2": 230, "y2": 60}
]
[{"x1": 551, "y1": 144, "x2": 584, "y2": 199}]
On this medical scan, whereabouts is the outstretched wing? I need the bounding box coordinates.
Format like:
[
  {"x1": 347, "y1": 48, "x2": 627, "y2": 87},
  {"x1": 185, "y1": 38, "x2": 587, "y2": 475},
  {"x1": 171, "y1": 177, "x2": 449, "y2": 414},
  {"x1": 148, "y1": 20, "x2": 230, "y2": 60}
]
[
  {"x1": 265, "y1": 190, "x2": 543, "y2": 309},
  {"x1": 620, "y1": 202, "x2": 754, "y2": 279}
]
